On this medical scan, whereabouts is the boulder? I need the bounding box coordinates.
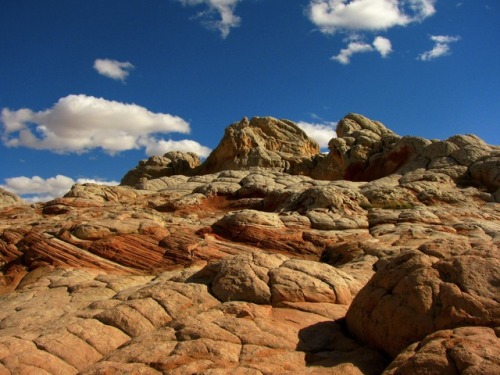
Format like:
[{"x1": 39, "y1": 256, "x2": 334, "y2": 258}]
[
  {"x1": 346, "y1": 247, "x2": 500, "y2": 358},
  {"x1": 204, "y1": 253, "x2": 363, "y2": 306},
  {"x1": 383, "y1": 326, "x2": 500, "y2": 375}
]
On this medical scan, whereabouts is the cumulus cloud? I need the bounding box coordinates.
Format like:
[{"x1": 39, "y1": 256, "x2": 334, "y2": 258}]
[
  {"x1": 418, "y1": 34, "x2": 461, "y2": 61},
  {"x1": 0, "y1": 95, "x2": 210, "y2": 156},
  {"x1": 332, "y1": 41, "x2": 373, "y2": 64},
  {"x1": 93, "y1": 58, "x2": 134, "y2": 81},
  {"x1": 141, "y1": 138, "x2": 212, "y2": 158},
  {"x1": 373, "y1": 36, "x2": 393, "y2": 57},
  {"x1": 296, "y1": 120, "x2": 337, "y2": 149},
  {"x1": 1, "y1": 175, "x2": 119, "y2": 203},
  {"x1": 332, "y1": 36, "x2": 392, "y2": 64},
  {"x1": 307, "y1": 0, "x2": 436, "y2": 34},
  {"x1": 177, "y1": 0, "x2": 242, "y2": 38}
]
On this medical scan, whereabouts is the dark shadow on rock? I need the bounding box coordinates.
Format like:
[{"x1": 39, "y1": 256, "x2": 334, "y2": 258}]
[{"x1": 297, "y1": 319, "x2": 389, "y2": 374}]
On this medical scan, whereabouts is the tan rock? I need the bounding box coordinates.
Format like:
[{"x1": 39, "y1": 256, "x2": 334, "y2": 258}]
[
  {"x1": 210, "y1": 253, "x2": 287, "y2": 304},
  {"x1": 346, "y1": 249, "x2": 500, "y2": 358},
  {"x1": 0, "y1": 188, "x2": 25, "y2": 208},
  {"x1": 198, "y1": 116, "x2": 319, "y2": 174},
  {"x1": 121, "y1": 151, "x2": 201, "y2": 186},
  {"x1": 384, "y1": 326, "x2": 500, "y2": 375},
  {"x1": 269, "y1": 259, "x2": 362, "y2": 305}
]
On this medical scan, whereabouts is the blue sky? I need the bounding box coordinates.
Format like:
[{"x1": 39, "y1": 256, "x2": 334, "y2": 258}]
[{"x1": 1, "y1": 0, "x2": 499, "y2": 201}]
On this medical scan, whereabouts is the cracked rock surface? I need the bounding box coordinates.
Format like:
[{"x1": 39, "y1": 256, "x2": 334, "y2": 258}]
[{"x1": 1, "y1": 113, "x2": 499, "y2": 374}]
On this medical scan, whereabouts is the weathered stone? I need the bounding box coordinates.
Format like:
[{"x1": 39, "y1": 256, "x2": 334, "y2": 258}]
[
  {"x1": 383, "y1": 326, "x2": 500, "y2": 375},
  {"x1": 210, "y1": 253, "x2": 287, "y2": 304},
  {"x1": 121, "y1": 151, "x2": 201, "y2": 186},
  {"x1": 198, "y1": 116, "x2": 319, "y2": 175},
  {"x1": 0, "y1": 188, "x2": 25, "y2": 208},
  {"x1": 0, "y1": 113, "x2": 499, "y2": 373},
  {"x1": 346, "y1": 249, "x2": 500, "y2": 358}
]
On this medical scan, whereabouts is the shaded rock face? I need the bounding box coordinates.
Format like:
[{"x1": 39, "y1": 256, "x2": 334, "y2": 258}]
[
  {"x1": 320, "y1": 113, "x2": 500, "y2": 195},
  {"x1": 0, "y1": 113, "x2": 499, "y2": 374},
  {"x1": 0, "y1": 188, "x2": 24, "y2": 208},
  {"x1": 121, "y1": 151, "x2": 201, "y2": 187},
  {"x1": 198, "y1": 116, "x2": 320, "y2": 175}
]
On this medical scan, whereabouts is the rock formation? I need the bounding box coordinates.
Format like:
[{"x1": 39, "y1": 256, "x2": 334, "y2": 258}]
[
  {"x1": 0, "y1": 188, "x2": 24, "y2": 208},
  {"x1": 0, "y1": 113, "x2": 499, "y2": 374},
  {"x1": 121, "y1": 151, "x2": 201, "y2": 187},
  {"x1": 189, "y1": 116, "x2": 320, "y2": 175}
]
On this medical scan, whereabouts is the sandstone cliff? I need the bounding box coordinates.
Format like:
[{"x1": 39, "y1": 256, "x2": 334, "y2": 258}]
[{"x1": 0, "y1": 114, "x2": 498, "y2": 374}]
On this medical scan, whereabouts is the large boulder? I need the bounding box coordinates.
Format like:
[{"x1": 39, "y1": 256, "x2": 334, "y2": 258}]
[
  {"x1": 345, "y1": 244, "x2": 500, "y2": 358},
  {"x1": 198, "y1": 116, "x2": 320, "y2": 175},
  {"x1": 194, "y1": 253, "x2": 363, "y2": 306}
]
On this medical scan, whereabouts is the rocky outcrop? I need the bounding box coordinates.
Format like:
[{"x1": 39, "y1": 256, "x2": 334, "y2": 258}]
[
  {"x1": 197, "y1": 116, "x2": 320, "y2": 175},
  {"x1": 318, "y1": 113, "x2": 500, "y2": 195},
  {"x1": 195, "y1": 253, "x2": 363, "y2": 306},
  {"x1": 121, "y1": 151, "x2": 201, "y2": 187},
  {"x1": 346, "y1": 245, "x2": 500, "y2": 358},
  {"x1": 0, "y1": 188, "x2": 25, "y2": 208},
  {"x1": 0, "y1": 113, "x2": 499, "y2": 373},
  {"x1": 383, "y1": 326, "x2": 500, "y2": 375}
]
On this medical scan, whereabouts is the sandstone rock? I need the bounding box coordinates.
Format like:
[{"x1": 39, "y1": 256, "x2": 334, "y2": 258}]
[
  {"x1": 121, "y1": 151, "x2": 201, "y2": 187},
  {"x1": 0, "y1": 188, "x2": 25, "y2": 208},
  {"x1": 1, "y1": 113, "x2": 499, "y2": 373},
  {"x1": 210, "y1": 253, "x2": 287, "y2": 304},
  {"x1": 204, "y1": 253, "x2": 363, "y2": 307},
  {"x1": 326, "y1": 115, "x2": 429, "y2": 181},
  {"x1": 346, "y1": 248, "x2": 500, "y2": 358},
  {"x1": 198, "y1": 116, "x2": 320, "y2": 175},
  {"x1": 64, "y1": 183, "x2": 143, "y2": 203},
  {"x1": 383, "y1": 326, "x2": 500, "y2": 375},
  {"x1": 212, "y1": 209, "x2": 321, "y2": 257},
  {"x1": 470, "y1": 155, "x2": 500, "y2": 194},
  {"x1": 269, "y1": 259, "x2": 362, "y2": 305}
]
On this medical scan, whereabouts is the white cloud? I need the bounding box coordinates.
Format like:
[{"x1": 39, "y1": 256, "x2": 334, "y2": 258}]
[
  {"x1": 307, "y1": 0, "x2": 436, "y2": 34},
  {"x1": 141, "y1": 138, "x2": 212, "y2": 158},
  {"x1": 0, "y1": 175, "x2": 119, "y2": 203},
  {"x1": 332, "y1": 36, "x2": 392, "y2": 64},
  {"x1": 418, "y1": 34, "x2": 461, "y2": 61},
  {"x1": 296, "y1": 121, "x2": 337, "y2": 149},
  {"x1": 177, "y1": 0, "x2": 241, "y2": 38},
  {"x1": 332, "y1": 41, "x2": 374, "y2": 64},
  {"x1": 373, "y1": 36, "x2": 393, "y2": 57},
  {"x1": 0, "y1": 95, "x2": 207, "y2": 155},
  {"x1": 93, "y1": 58, "x2": 134, "y2": 81}
]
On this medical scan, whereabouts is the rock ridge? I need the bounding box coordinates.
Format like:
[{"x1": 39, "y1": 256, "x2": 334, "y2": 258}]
[{"x1": 120, "y1": 113, "x2": 500, "y2": 201}]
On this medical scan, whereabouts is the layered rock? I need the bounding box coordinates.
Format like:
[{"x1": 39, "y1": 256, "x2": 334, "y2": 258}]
[
  {"x1": 0, "y1": 113, "x2": 499, "y2": 373},
  {"x1": 121, "y1": 151, "x2": 201, "y2": 187},
  {"x1": 0, "y1": 263, "x2": 388, "y2": 374},
  {"x1": 197, "y1": 116, "x2": 320, "y2": 175},
  {"x1": 0, "y1": 188, "x2": 24, "y2": 208}
]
